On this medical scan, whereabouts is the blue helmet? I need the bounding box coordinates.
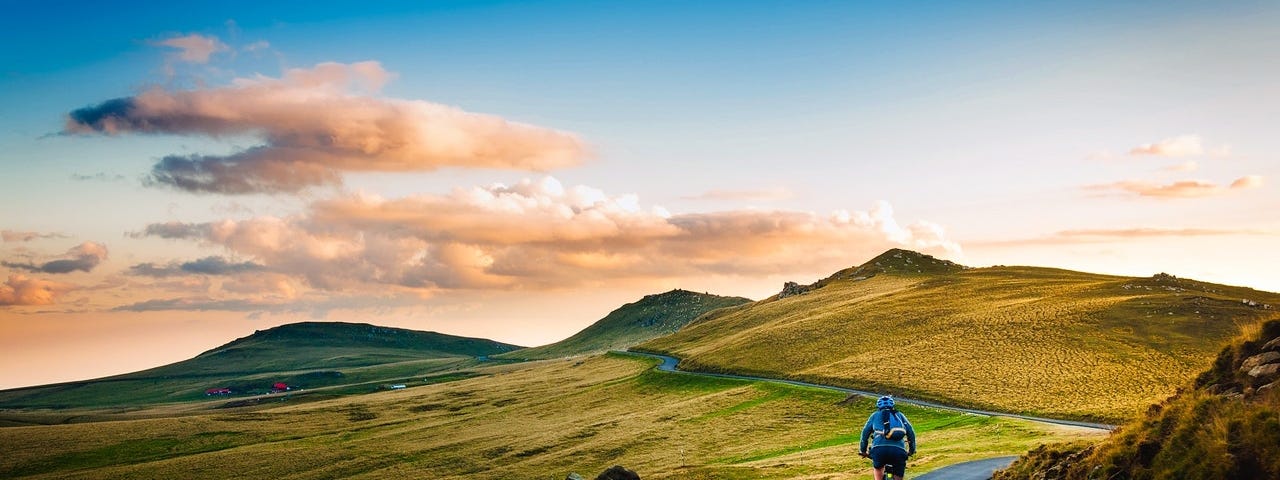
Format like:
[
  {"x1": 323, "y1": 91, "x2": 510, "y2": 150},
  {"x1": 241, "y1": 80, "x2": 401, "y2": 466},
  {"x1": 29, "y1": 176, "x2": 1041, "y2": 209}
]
[{"x1": 876, "y1": 395, "x2": 895, "y2": 409}]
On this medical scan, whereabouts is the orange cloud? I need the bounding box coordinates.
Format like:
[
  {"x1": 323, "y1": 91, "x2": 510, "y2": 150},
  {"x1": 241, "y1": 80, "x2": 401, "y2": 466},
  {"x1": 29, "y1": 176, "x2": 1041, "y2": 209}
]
[
  {"x1": 970, "y1": 227, "x2": 1268, "y2": 247},
  {"x1": 134, "y1": 177, "x2": 960, "y2": 297},
  {"x1": 1128, "y1": 134, "x2": 1203, "y2": 157},
  {"x1": 0, "y1": 274, "x2": 75, "y2": 306},
  {"x1": 1084, "y1": 175, "x2": 1264, "y2": 199},
  {"x1": 1, "y1": 230, "x2": 67, "y2": 242},
  {"x1": 65, "y1": 62, "x2": 589, "y2": 194}
]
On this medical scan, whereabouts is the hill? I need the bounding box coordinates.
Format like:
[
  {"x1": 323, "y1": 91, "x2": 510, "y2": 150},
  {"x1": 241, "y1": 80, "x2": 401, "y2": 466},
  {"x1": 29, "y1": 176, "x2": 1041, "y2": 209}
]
[
  {"x1": 995, "y1": 320, "x2": 1280, "y2": 479},
  {"x1": 0, "y1": 322, "x2": 522, "y2": 408},
  {"x1": 637, "y1": 249, "x2": 1280, "y2": 422},
  {"x1": 499, "y1": 289, "x2": 752, "y2": 360},
  {"x1": 0, "y1": 353, "x2": 1106, "y2": 478}
]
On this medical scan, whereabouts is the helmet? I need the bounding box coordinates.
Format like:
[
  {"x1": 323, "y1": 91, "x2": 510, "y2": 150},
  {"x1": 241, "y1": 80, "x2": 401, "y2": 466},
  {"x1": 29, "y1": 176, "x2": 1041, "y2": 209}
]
[{"x1": 876, "y1": 395, "x2": 895, "y2": 409}]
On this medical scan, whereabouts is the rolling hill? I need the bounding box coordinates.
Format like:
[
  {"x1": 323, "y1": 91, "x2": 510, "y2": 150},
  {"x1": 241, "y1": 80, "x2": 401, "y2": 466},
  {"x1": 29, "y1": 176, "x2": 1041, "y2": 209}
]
[
  {"x1": 0, "y1": 322, "x2": 522, "y2": 409},
  {"x1": 499, "y1": 289, "x2": 751, "y2": 360},
  {"x1": 995, "y1": 319, "x2": 1280, "y2": 479},
  {"x1": 637, "y1": 249, "x2": 1280, "y2": 422}
]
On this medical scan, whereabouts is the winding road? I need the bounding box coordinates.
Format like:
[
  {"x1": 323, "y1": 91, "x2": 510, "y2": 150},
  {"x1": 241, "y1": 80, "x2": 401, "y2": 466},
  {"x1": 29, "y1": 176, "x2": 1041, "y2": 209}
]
[{"x1": 619, "y1": 350, "x2": 1113, "y2": 479}]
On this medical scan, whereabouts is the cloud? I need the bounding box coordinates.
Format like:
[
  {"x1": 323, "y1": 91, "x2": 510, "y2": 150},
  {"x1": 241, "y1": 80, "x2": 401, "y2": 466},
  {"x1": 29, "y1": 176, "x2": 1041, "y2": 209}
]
[
  {"x1": 1230, "y1": 175, "x2": 1264, "y2": 189},
  {"x1": 1, "y1": 230, "x2": 67, "y2": 242},
  {"x1": 65, "y1": 62, "x2": 589, "y2": 194},
  {"x1": 152, "y1": 33, "x2": 228, "y2": 63},
  {"x1": 1084, "y1": 175, "x2": 1264, "y2": 199},
  {"x1": 971, "y1": 227, "x2": 1269, "y2": 247},
  {"x1": 682, "y1": 187, "x2": 794, "y2": 202},
  {"x1": 2, "y1": 242, "x2": 108, "y2": 274},
  {"x1": 0, "y1": 274, "x2": 75, "y2": 306},
  {"x1": 135, "y1": 176, "x2": 960, "y2": 296},
  {"x1": 128, "y1": 256, "x2": 265, "y2": 277},
  {"x1": 243, "y1": 40, "x2": 270, "y2": 53},
  {"x1": 69, "y1": 172, "x2": 128, "y2": 182},
  {"x1": 1128, "y1": 135, "x2": 1204, "y2": 157}
]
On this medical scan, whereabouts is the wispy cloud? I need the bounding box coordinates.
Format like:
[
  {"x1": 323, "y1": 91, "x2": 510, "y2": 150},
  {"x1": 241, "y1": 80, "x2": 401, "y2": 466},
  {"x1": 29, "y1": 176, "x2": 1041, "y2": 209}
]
[
  {"x1": 0, "y1": 274, "x2": 75, "y2": 306},
  {"x1": 972, "y1": 227, "x2": 1269, "y2": 247},
  {"x1": 65, "y1": 62, "x2": 589, "y2": 194},
  {"x1": 682, "y1": 187, "x2": 794, "y2": 202},
  {"x1": 134, "y1": 176, "x2": 959, "y2": 297},
  {"x1": 1083, "y1": 175, "x2": 1264, "y2": 199},
  {"x1": 1, "y1": 230, "x2": 67, "y2": 242},
  {"x1": 1128, "y1": 134, "x2": 1203, "y2": 157},
  {"x1": 151, "y1": 33, "x2": 228, "y2": 64},
  {"x1": 128, "y1": 256, "x2": 265, "y2": 277},
  {"x1": 69, "y1": 172, "x2": 128, "y2": 182},
  {"x1": 2, "y1": 242, "x2": 108, "y2": 274}
]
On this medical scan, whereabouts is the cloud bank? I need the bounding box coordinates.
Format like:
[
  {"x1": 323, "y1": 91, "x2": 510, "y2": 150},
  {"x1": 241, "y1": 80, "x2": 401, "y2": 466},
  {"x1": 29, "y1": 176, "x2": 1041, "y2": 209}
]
[
  {"x1": 129, "y1": 256, "x2": 265, "y2": 277},
  {"x1": 1, "y1": 230, "x2": 67, "y2": 242},
  {"x1": 133, "y1": 177, "x2": 959, "y2": 301},
  {"x1": 65, "y1": 62, "x2": 589, "y2": 194}
]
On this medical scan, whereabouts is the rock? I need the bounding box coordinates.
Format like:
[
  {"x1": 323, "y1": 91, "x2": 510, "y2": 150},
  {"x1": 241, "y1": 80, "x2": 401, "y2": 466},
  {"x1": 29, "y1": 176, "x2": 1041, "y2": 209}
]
[
  {"x1": 566, "y1": 474, "x2": 585, "y2": 480},
  {"x1": 1259, "y1": 381, "x2": 1278, "y2": 394},
  {"x1": 1263, "y1": 337, "x2": 1280, "y2": 352},
  {"x1": 1240, "y1": 351, "x2": 1280, "y2": 371},
  {"x1": 778, "y1": 281, "x2": 812, "y2": 299},
  {"x1": 596, "y1": 465, "x2": 641, "y2": 480},
  {"x1": 1247, "y1": 363, "x2": 1280, "y2": 380}
]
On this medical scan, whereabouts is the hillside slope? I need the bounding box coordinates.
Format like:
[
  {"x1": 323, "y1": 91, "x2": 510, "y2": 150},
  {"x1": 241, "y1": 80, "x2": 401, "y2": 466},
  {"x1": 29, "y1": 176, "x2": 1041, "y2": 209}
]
[
  {"x1": 0, "y1": 322, "x2": 522, "y2": 408},
  {"x1": 638, "y1": 249, "x2": 1280, "y2": 422},
  {"x1": 500, "y1": 289, "x2": 751, "y2": 360},
  {"x1": 995, "y1": 320, "x2": 1280, "y2": 479}
]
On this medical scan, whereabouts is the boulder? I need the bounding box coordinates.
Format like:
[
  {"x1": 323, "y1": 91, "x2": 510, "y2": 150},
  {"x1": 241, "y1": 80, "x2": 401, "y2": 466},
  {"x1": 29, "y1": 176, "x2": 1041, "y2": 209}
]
[
  {"x1": 1262, "y1": 337, "x2": 1280, "y2": 352},
  {"x1": 1259, "y1": 381, "x2": 1278, "y2": 395},
  {"x1": 566, "y1": 474, "x2": 585, "y2": 480},
  {"x1": 596, "y1": 465, "x2": 641, "y2": 480},
  {"x1": 1247, "y1": 363, "x2": 1280, "y2": 380},
  {"x1": 1240, "y1": 351, "x2": 1280, "y2": 371}
]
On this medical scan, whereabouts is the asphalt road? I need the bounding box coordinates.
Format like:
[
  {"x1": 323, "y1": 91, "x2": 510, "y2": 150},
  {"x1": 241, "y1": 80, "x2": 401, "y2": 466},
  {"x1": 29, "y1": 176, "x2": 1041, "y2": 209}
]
[
  {"x1": 915, "y1": 456, "x2": 1018, "y2": 480},
  {"x1": 621, "y1": 350, "x2": 1115, "y2": 431}
]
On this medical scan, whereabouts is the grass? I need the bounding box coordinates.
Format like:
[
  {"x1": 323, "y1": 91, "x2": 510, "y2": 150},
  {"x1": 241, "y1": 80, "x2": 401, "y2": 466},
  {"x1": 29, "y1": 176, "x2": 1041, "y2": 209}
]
[
  {"x1": 499, "y1": 289, "x2": 751, "y2": 361},
  {"x1": 995, "y1": 320, "x2": 1280, "y2": 479},
  {"x1": 0, "y1": 353, "x2": 1105, "y2": 479},
  {"x1": 0, "y1": 321, "x2": 523, "y2": 409},
  {"x1": 639, "y1": 251, "x2": 1280, "y2": 423}
]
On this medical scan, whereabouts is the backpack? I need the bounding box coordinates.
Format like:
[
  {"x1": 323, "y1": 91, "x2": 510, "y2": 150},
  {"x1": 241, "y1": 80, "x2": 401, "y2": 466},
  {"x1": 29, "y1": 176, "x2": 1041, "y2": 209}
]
[{"x1": 877, "y1": 409, "x2": 907, "y2": 441}]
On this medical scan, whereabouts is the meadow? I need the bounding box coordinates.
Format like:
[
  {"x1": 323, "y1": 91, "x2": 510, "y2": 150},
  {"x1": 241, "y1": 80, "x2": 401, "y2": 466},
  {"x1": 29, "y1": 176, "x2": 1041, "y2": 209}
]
[
  {"x1": 640, "y1": 256, "x2": 1280, "y2": 422},
  {"x1": 0, "y1": 353, "x2": 1104, "y2": 479}
]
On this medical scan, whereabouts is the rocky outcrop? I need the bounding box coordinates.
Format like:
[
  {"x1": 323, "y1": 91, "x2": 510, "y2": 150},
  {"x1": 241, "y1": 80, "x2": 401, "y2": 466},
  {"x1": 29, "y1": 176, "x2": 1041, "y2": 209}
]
[
  {"x1": 565, "y1": 474, "x2": 585, "y2": 480},
  {"x1": 778, "y1": 281, "x2": 813, "y2": 299},
  {"x1": 1241, "y1": 351, "x2": 1280, "y2": 372},
  {"x1": 596, "y1": 465, "x2": 640, "y2": 480}
]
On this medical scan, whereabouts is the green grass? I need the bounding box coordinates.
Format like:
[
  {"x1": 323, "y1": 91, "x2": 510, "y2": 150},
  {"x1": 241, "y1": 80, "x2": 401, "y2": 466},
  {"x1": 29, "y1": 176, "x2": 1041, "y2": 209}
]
[
  {"x1": 499, "y1": 289, "x2": 751, "y2": 360},
  {"x1": 0, "y1": 354, "x2": 1104, "y2": 479},
  {"x1": 639, "y1": 251, "x2": 1280, "y2": 422}
]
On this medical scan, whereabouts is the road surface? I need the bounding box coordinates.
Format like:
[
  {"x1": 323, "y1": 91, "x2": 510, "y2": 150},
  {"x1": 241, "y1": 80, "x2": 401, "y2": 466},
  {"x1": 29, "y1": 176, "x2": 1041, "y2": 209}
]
[{"x1": 915, "y1": 456, "x2": 1018, "y2": 480}]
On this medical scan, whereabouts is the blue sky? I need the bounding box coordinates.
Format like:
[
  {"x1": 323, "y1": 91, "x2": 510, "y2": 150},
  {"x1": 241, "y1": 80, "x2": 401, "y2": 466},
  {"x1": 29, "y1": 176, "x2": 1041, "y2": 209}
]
[{"x1": 1, "y1": 1, "x2": 1277, "y2": 388}]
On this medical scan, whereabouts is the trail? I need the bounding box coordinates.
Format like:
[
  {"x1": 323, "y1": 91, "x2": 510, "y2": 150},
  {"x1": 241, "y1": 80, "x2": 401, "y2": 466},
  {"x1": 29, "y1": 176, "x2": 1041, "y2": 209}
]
[
  {"x1": 915, "y1": 456, "x2": 1018, "y2": 480},
  {"x1": 620, "y1": 350, "x2": 1115, "y2": 430}
]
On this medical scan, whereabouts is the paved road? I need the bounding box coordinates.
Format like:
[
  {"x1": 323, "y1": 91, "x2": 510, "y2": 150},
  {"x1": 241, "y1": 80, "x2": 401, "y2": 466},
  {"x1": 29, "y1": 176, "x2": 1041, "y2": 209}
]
[
  {"x1": 620, "y1": 350, "x2": 1115, "y2": 431},
  {"x1": 915, "y1": 456, "x2": 1017, "y2": 480}
]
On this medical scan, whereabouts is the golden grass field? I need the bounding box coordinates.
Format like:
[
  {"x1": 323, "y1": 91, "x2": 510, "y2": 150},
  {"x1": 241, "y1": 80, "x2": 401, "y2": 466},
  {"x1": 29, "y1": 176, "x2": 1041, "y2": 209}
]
[
  {"x1": 0, "y1": 354, "x2": 1104, "y2": 479},
  {"x1": 639, "y1": 260, "x2": 1280, "y2": 423}
]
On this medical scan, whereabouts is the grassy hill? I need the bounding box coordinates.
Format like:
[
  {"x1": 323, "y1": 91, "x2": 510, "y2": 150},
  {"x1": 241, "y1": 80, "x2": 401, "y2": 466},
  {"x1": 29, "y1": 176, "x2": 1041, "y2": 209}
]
[
  {"x1": 0, "y1": 353, "x2": 1106, "y2": 479},
  {"x1": 995, "y1": 319, "x2": 1280, "y2": 479},
  {"x1": 0, "y1": 322, "x2": 522, "y2": 409},
  {"x1": 499, "y1": 289, "x2": 751, "y2": 360},
  {"x1": 638, "y1": 249, "x2": 1280, "y2": 422}
]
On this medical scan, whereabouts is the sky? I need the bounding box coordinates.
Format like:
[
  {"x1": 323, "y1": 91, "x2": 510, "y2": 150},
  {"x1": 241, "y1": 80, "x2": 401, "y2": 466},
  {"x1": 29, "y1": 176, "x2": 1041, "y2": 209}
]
[{"x1": 2, "y1": 0, "x2": 1278, "y2": 389}]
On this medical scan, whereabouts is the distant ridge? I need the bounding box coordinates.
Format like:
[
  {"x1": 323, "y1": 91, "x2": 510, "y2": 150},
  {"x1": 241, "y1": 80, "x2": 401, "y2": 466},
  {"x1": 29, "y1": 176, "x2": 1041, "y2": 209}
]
[
  {"x1": 640, "y1": 248, "x2": 1280, "y2": 422},
  {"x1": 0, "y1": 321, "x2": 523, "y2": 408},
  {"x1": 500, "y1": 289, "x2": 752, "y2": 360}
]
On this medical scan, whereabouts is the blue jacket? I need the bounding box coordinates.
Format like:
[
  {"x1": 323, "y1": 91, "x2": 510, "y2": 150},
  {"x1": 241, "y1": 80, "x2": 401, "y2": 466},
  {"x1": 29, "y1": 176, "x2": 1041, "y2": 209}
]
[{"x1": 859, "y1": 409, "x2": 917, "y2": 455}]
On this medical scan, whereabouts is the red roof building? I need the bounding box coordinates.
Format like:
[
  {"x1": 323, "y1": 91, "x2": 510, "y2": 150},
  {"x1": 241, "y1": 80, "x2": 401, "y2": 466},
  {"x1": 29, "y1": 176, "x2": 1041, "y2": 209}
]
[{"x1": 273, "y1": 382, "x2": 289, "y2": 391}]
